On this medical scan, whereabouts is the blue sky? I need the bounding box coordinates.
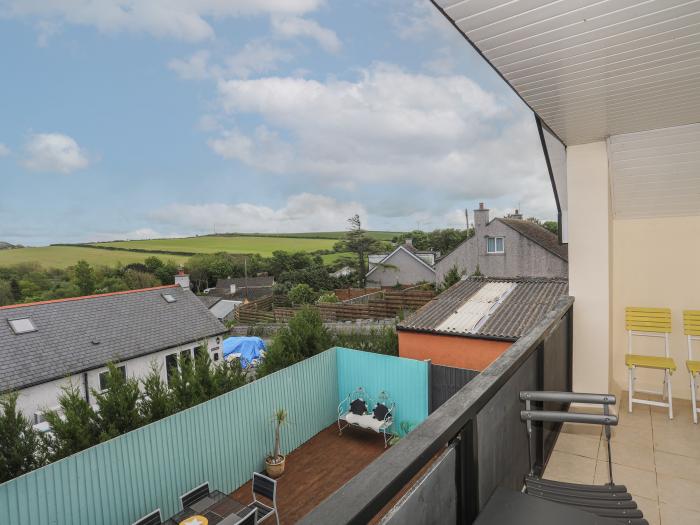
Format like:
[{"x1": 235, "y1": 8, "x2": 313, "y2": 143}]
[{"x1": 0, "y1": 0, "x2": 555, "y2": 246}]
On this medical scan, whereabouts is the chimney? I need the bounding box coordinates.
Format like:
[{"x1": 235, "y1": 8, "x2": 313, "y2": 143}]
[
  {"x1": 174, "y1": 266, "x2": 190, "y2": 289},
  {"x1": 510, "y1": 208, "x2": 523, "y2": 220},
  {"x1": 473, "y1": 202, "x2": 490, "y2": 234},
  {"x1": 404, "y1": 238, "x2": 413, "y2": 247},
  {"x1": 230, "y1": 284, "x2": 237, "y2": 295}
]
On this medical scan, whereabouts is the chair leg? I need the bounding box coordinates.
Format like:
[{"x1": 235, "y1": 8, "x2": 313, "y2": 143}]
[
  {"x1": 666, "y1": 370, "x2": 673, "y2": 420},
  {"x1": 275, "y1": 509, "x2": 280, "y2": 525},
  {"x1": 691, "y1": 374, "x2": 698, "y2": 425},
  {"x1": 628, "y1": 368, "x2": 634, "y2": 413}
]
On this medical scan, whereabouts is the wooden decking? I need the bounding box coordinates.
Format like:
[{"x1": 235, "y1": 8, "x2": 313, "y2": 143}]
[{"x1": 229, "y1": 424, "x2": 388, "y2": 524}]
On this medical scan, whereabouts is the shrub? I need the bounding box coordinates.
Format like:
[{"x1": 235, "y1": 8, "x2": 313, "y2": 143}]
[
  {"x1": 317, "y1": 292, "x2": 339, "y2": 303},
  {"x1": 288, "y1": 283, "x2": 317, "y2": 305},
  {"x1": 0, "y1": 392, "x2": 42, "y2": 482}
]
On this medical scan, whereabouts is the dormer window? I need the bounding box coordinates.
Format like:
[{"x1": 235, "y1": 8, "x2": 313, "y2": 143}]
[
  {"x1": 487, "y1": 237, "x2": 505, "y2": 254},
  {"x1": 162, "y1": 293, "x2": 176, "y2": 303},
  {"x1": 8, "y1": 318, "x2": 36, "y2": 334}
]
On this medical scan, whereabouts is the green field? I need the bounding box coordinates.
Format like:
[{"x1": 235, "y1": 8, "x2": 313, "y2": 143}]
[
  {"x1": 0, "y1": 246, "x2": 188, "y2": 269},
  {"x1": 93, "y1": 235, "x2": 339, "y2": 257}
]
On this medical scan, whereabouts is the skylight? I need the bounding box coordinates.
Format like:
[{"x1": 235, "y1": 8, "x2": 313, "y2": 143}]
[
  {"x1": 8, "y1": 318, "x2": 37, "y2": 334},
  {"x1": 162, "y1": 293, "x2": 176, "y2": 303}
]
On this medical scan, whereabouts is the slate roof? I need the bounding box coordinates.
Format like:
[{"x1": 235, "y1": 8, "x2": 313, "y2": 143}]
[
  {"x1": 498, "y1": 219, "x2": 568, "y2": 261},
  {"x1": 197, "y1": 295, "x2": 222, "y2": 309},
  {"x1": 215, "y1": 276, "x2": 274, "y2": 289},
  {"x1": 0, "y1": 286, "x2": 227, "y2": 393},
  {"x1": 398, "y1": 277, "x2": 568, "y2": 340}
]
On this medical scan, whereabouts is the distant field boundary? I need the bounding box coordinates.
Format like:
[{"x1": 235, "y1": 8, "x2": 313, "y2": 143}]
[{"x1": 50, "y1": 243, "x2": 208, "y2": 258}]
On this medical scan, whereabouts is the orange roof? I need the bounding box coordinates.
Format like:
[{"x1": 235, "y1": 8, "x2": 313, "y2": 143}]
[{"x1": 0, "y1": 285, "x2": 179, "y2": 310}]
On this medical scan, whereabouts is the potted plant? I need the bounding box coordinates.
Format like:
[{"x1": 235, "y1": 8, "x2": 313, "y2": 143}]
[{"x1": 265, "y1": 408, "x2": 288, "y2": 478}]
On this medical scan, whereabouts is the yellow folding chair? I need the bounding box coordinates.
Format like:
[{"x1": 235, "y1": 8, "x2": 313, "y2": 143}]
[
  {"x1": 625, "y1": 307, "x2": 676, "y2": 419},
  {"x1": 684, "y1": 310, "x2": 700, "y2": 424}
]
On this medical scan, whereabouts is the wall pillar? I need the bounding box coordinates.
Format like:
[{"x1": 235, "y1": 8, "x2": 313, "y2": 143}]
[{"x1": 567, "y1": 142, "x2": 613, "y2": 395}]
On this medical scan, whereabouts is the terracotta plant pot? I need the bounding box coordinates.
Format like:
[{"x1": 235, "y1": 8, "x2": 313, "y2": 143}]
[{"x1": 265, "y1": 455, "x2": 286, "y2": 478}]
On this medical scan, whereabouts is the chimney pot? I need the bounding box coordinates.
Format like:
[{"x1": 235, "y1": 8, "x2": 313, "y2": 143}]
[{"x1": 479, "y1": 202, "x2": 484, "y2": 210}]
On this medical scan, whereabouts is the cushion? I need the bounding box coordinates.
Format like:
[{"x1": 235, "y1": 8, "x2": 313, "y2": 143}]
[
  {"x1": 345, "y1": 413, "x2": 389, "y2": 432},
  {"x1": 373, "y1": 403, "x2": 390, "y2": 421},
  {"x1": 350, "y1": 398, "x2": 367, "y2": 415}
]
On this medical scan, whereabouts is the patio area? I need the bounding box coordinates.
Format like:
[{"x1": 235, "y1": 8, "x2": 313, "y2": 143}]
[
  {"x1": 545, "y1": 393, "x2": 700, "y2": 525},
  {"x1": 229, "y1": 424, "x2": 387, "y2": 524}
]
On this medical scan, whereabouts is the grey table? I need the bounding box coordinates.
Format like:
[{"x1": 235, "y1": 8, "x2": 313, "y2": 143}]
[
  {"x1": 165, "y1": 491, "x2": 250, "y2": 525},
  {"x1": 475, "y1": 487, "x2": 624, "y2": 525}
]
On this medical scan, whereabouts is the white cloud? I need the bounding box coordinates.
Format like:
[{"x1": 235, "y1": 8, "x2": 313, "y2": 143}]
[
  {"x1": 0, "y1": 143, "x2": 10, "y2": 157},
  {"x1": 169, "y1": 42, "x2": 294, "y2": 81},
  {"x1": 22, "y1": 133, "x2": 89, "y2": 174},
  {"x1": 271, "y1": 15, "x2": 341, "y2": 53},
  {"x1": 206, "y1": 63, "x2": 553, "y2": 218},
  {"x1": 2, "y1": 0, "x2": 326, "y2": 42},
  {"x1": 151, "y1": 193, "x2": 367, "y2": 233},
  {"x1": 88, "y1": 228, "x2": 164, "y2": 242},
  {"x1": 168, "y1": 50, "x2": 212, "y2": 80}
]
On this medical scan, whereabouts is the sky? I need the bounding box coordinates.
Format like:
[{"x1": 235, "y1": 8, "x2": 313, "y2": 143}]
[{"x1": 0, "y1": 0, "x2": 556, "y2": 246}]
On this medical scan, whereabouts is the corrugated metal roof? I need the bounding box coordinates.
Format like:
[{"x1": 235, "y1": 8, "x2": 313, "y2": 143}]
[
  {"x1": 436, "y1": 281, "x2": 517, "y2": 334},
  {"x1": 398, "y1": 277, "x2": 568, "y2": 340},
  {"x1": 433, "y1": 0, "x2": 700, "y2": 146}
]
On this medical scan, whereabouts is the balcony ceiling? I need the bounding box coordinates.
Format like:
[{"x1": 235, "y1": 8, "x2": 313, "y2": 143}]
[{"x1": 434, "y1": 0, "x2": 700, "y2": 146}]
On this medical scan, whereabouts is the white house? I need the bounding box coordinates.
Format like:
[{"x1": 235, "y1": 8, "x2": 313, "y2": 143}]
[{"x1": 0, "y1": 285, "x2": 227, "y2": 426}]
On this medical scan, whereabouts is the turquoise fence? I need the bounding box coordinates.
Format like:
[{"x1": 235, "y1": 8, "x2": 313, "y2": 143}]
[
  {"x1": 336, "y1": 347, "x2": 429, "y2": 435},
  {"x1": 0, "y1": 347, "x2": 429, "y2": 525},
  {"x1": 0, "y1": 350, "x2": 338, "y2": 525}
]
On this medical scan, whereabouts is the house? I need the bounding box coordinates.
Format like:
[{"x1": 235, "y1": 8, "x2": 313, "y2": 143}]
[
  {"x1": 197, "y1": 295, "x2": 241, "y2": 322},
  {"x1": 397, "y1": 277, "x2": 567, "y2": 370},
  {"x1": 212, "y1": 275, "x2": 274, "y2": 302},
  {"x1": 0, "y1": 285, "x2": 227, "y2": 423},
  {"x1": 365, "y1": 239, "x2": 437, "y2": 287},
  {"x1": 435, "y1": 204, "x2": 568, "y2": 285}
]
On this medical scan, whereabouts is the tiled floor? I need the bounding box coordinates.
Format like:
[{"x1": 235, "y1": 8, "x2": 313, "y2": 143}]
[{"x1": 545, "y1": 394, "x2": 700, "y2": 525}]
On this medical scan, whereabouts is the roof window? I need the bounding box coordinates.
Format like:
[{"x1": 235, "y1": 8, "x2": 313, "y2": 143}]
[
  {"x1": 8, "y1": 318, "x2": 37, "y2": 334},
  {"x1": 162, "y1": 293, "x2": 176, "y2": 303}
]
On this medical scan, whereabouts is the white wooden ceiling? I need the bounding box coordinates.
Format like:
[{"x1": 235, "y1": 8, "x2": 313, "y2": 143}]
[{"x1": 434, "y1": 0, "x2": 700, "y2": 146}]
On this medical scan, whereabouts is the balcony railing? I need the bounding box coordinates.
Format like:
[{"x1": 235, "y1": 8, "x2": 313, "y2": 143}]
[{"x1": 300, "y1": 295, "x2": 574, "y2": 524}]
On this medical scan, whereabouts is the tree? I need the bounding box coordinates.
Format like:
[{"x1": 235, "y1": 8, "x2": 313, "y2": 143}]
[
  {"x1": 43, "y1": 382, "x2": 100, "y2": 460},
  {"x1": 318, "y1": 292, "x2": 339, "y2": 303},
  {"x1": 72, "y1": 260, "x2": 95, "y2": 295},
  {"x1": 144, "y1": 256, "x2": 164, "y2": 275},
  {"x1": 212, "y1": 359, "x2": 247, "y2": 395},
  {"x1": 288, "y1": 283, "x2": 317, "y2": 305},
  {"x1": 92, "y1": 363, "x2": 142, "y2": 440},
  {"x1": 10, "y1": 278, "x2": 21, "y2": 301},
  {"x1": 257, "y1": 307, "x2": 331, "y2": 376},
  {"x1": 543, "y1": 221, "x2": 559, "y2": 236},
  {"x1": 0, "y1": 280, "x2": 13, "y2": 306},
  {"x1": 123, "y1": 269, "x2": 160, "y2": 290},
  {"x1": 441, "y1": 265, "x2": 462, "y2": 291},
  {"x1": 0, "y1": 392, "x2": 41, "y2": 482},
  {"x1": 335, "y1": 215, "x2": 383, "y2": 287},
  {"x1": 168, "y1": 353, "x2": 198, "y2": 410},
  {"x1": 140, "y1": 362, "x2": 175, "y2": 423}
]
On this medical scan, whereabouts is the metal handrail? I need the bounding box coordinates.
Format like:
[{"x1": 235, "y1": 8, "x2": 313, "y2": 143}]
[{"x1": 520, "y1": 391, "x2": 616, "y2": 405}]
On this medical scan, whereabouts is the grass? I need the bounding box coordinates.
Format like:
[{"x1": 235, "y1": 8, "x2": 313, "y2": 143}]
[
  {"x1": 0, "y1": 246, "x2": 187, "y2": 269},
  {"x1": 93, "y1": 236, "x2": 339, "y2": 257}
]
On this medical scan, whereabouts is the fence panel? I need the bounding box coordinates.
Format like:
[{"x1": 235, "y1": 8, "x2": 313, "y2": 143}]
[
  {"x1": 429, "y1": 364, "x2": 479, "y2": 413},
  {"x1": 0, "y1": 350, "x2": 338, "y2": 525}
]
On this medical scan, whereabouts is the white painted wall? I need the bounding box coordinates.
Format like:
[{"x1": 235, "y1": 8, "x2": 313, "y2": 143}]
[
  {"x1": 567, "y1": 141, "x2": 614, "y2": 395},
  {"x1": 15, "y1": 336, "x2": 222, "y2": 422},
  {"x1": 612, "y1": 216, "x2": 700, "y2": 400}
]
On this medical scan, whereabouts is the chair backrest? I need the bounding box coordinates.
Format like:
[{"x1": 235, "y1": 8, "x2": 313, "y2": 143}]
[
  {"x1": 252, "y1": 472, "x2": 277, "y2": 506},
  {"x1": 625, "y1": 307, "x2": 672, "y2": 356},
  {"x1": 684, "y1": 310, "x2": 700, "y2": 359},
  {"x1": 180, "y1": 481, "x2": 210, "y2": 509},
  {"x1": 219, "y1": 507, "x2": 257, "y2": 525},
  {"x1": 131, "y1": 509, "x2": 162, "y2": 525}
]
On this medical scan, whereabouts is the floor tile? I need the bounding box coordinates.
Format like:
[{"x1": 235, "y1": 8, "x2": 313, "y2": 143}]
[
  {"x1": 594, "y1": 461, "x2": 658, "y2": 500},
  {"x1": 555, "y1": 432, "x2": 600, "y2": 459},
  {"x1": 633, "y1": 494, "x2": 660, "y2": 525},
  {"x1": 599, "y1": 438, "x2": 655, "y2": 472},
  {"x1": 654, "y1": 450, "x2": 700, "y2": 483},
  {"x1": 657, "y1": 473, "x2": 700, "y2": 512},
  {"x1": 560, "y1": 421, "x2": 602, "y2": 439},
  {"x1": 545, "y1": 451, "x2": 596, "y2": 485},
  {"x1": 659, "y1": 503, "x2": 700, "y2": 525},
  {"x1": 653, "y1": 429, "x2": 700, "y2": 459}
]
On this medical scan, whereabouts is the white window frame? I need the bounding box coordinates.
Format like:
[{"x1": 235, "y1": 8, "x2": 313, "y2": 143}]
[
  {"x1": 98, "y1": 364, "x2": 126, "y2": 392},
  {"x1": 8, "y1": 318, "x2": 37, "y2": 334},
  {"x1": 486, "y1": 236, "x2": 505, "y2": 254}
]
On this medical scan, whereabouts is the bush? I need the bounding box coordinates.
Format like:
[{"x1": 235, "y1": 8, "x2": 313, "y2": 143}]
[
  {"x1": 317, "y1": 292, "x2": 339, "y2": 303},
  {"x1": 0, "y1": 392, "x2": 42, "y2": 482},
  {"x1": 332, "y1": 326, "x2": 398, "y2": 356},
  {"x1": 288, "y1": 283, "x2": 317, "y2": 305},
  {"x1": 43, "y1": 382, "x2": 100, "y2": 461},
  {"x1": 92, "y1": 363, "x2": 143, "y2": 441},
  {"x1": 257, "y1": 307, "x2": 330, "y2": 376}
]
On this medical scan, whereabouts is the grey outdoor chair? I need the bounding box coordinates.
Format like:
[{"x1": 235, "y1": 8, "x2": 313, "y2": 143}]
[
  {"x1": 520, "y1": 391, "x2": 649, "y2": 525},
  {"x1": 247, "y1": 472, "x2": 279, "y2": 525},
  {"x1": 180, "y1": 481, "x2": 210, "y2": 509},
  {"x1": 130, "y1": 508, "x2": 162, "y2": 525},
  {"x1": 219, "y1": 507, "x2": 257, "y2": 525}
]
